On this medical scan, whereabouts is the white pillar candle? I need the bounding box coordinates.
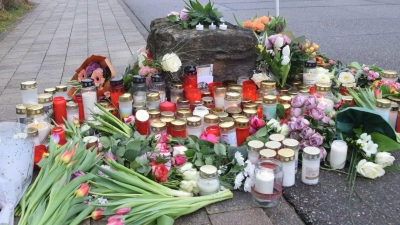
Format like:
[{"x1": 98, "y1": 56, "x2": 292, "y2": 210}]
[
  {"x1": 193, "y1": 106, "x2": 209, "y2": 133},
  {"x1": 82, "y1": 91, "x2": 97, "y2": 120},
  {"x1": 318, "y1": 98, "x2": 334, "y2": 112},
  {"x1": 28, "y1": 122, "x2": 50, "y2": 144},
  {"x1": 329, "y1": 140, "x2": 348, "y2": 169},
  {"x1": 248, "y1": 150, "x2": 260, "y2": 164},
  {"x1": 255, "y1": 169, "x2": 274, "y2": 194}
]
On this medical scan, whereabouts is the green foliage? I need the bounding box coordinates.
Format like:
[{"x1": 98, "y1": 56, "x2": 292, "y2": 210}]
[
  {"x1": 258, "y1": 45, "x2": 291, "y2": 88},
  {"x1": 370, "y1": 132, "x2": 400, "y2": 152},
  {"x1": 184, "y1": 0, "x2": 223, "y2": 27}
]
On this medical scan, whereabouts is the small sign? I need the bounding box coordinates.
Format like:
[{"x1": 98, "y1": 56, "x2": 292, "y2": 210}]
[{"x1": 197, "y1": 64, "x2": 213, "y2": 89}]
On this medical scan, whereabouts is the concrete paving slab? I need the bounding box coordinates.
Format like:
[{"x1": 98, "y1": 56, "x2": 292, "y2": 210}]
[
  {"x1": 209, "y1": 208, "x2": 273, "y2": 225},
  {"x1": 205, "y1": 191, "x2": 258, "y2": 214}
]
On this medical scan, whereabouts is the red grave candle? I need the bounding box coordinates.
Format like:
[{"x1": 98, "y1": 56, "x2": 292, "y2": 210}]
[
  {"x1": 73, "y1": 94, "x2": 85, "y2": 122},
  {"x1": 34, "y1": 145, "x2": 47, "y2": 171},
  {"x1": 242, "y1": 80, "x2": 256, "y2": 87},
  {"x1": 243, "y1": 84, "x2": 257, "y2": 102},
  {"x1": 185, "y1": 88, "x2": 202, "y2": 104},
  {"x1": 135, "y1": 110, "x2": 150, "y2": 135},
  {"x1": 235, "y1": 117, "x2": 250, "y2": 146},
  {"x1": 396, "y1": 112, "x2": 400, "y2": 133},
  {"x1": 206, "y1": 125, "x2": 220, "y2": 139},
  {"x1": 110, "y1": 77, "x2": 125, "y2": 108},
  {"x1": 159, "y1": 101, "x2": 177, "y2": 112},
  {"x1": 53, "y1": 96, "x2": 67, "y2": 125},
  {"x1": 170, "y1": 119, "x2": 187, "y2": 138},
  {"x1": 183, "y1": 65, "x2": 198, "y2": 89},
  {"x1": 51, "y1": 126, "x2": 67, "y2": 145}
]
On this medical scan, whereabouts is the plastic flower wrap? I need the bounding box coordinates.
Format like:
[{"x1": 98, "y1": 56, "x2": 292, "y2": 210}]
[{"x1": 0, "y1": 122, "x2": 35, "y2": 225}]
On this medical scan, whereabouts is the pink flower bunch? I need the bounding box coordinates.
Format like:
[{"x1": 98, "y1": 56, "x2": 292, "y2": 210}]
[
  {"x1": 139, "y1": 66, "x2": 159, "y2": 76},
  {"x1": 173, "y1": 154, "x2": 187, "y2": 166},
  {"x1": 328, "y1": 59, "x2": 337, "y2": 65},
  {"x1": 86, "y1": 62, "x2": 101, "y2": 76},
  {"x1": 200, "y1": 131, "x2": 217, "y2": 143},
  {"x1": 249, "y1": 116, "x2": 266, "y2": 135},
  {"x1": 361, "y1": 67, "x2": 380, "y2": 81},
  {"x1": 372, "y1": 79, "x2": 400, "y2": 90}
]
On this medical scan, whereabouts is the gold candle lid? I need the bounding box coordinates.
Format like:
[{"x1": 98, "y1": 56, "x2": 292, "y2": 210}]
[
  {"x1": 38, "y1": 93, "x2": 53, "y2": 104},
  {"x1": 279, "y1": 95, "x2": 292, "y2": 104},
  {"x1": 247, "y1": 140, "x2": 264, "y2": 152},
  {"x1": 16, "y1": 104, "x2": 27, "y2": 115},
  {"x1": 232, "y1": 114, "x2": 247, "y2": 120},
  {"x1": 148, "y1": 109, "x2": 161, "y2": 119},
  {"x1": 44, "y1": 87, "x2": 56, "y2": 94},
  {"x1": 199, "y1": 165, "x2": 218, "y2": 178},
  {"x1": 204, "y1": 114, "x2": 219, "y2": 124},
  {"x1": 20, "y1": 81, "x2": 37, "y2": 90},
  {"x1": 226, "y1": 106, "x2": 242, "y2": 115},
  {"x1": 219, "y1": 121, "x2": 235, "y2": 131},
  {"x1": 388, "y1": 96, "x2": 400, "y2": 104},
  {"x1": 263, "y1": 95, "x2": 277, "y2": 104},
  {"x1": 161, "y1": 111, "x2": 175, "y2": 119},
  {"x1": 282, "y1": 138, "x2": 299, "y2": 150},
  {"x1": 146, "y1": 91, "x2": 160, "y2": 101},
  {"x1": 316, "y1": 84, "x2": 331, "y2": 92},
  {"x1": 27, "y1": 104, "x2": 44, "y2": 116},
  {"x1": 382, "y1": 70, "x2": 397, "y2": 78},
  {"x1": 390, "y1": 102, "x2": 398, "y2": 111},
  {"x1": 211, "y1": 107, "x2": 225, "y2": 113},
  {"x1": 260, "y1": 80, "x2": 276, "y2": 90},
  {"x1": 244, "y1": 103, "x2": 257, "y2": 110},
  {"x1": 26, "y1": 127, "x2": 39, "y2": 137},
  {"x1": 283, "y1": 104, "x2": 291, "y2": 111},
  {"x1": 173, "y1": 83, "x2": 184, "y2": 90},
  {"x1": 177, "y1": 108, "x2": 191, "y2": 118},
  {"x1": 269, "y1": 134, "x2": 285, "y2": 142},
  {"x1": 241, "y1": 98, "x2": 252, "y2": 105},
  {"x1": 170, "y1": 119, "x2": 186, "y2": 130},
  {"x1": 260, "y1": 149, "x2": 277, "y2": 158},
  {"x1": 160, "y1": 116, "x2": 174, "y2": 124},
  {"x1": 151, "y1": 121, "x2": 167, "y2": 132},
  {"x1": 299, "y1": 89, "x2": 309, "y2": 94},
  {"x1": 119, "y1": 93, "x2": 133, "y2": 102},
  {"x1": 202, "y1": 90, "x2": 211, "y2": 97},
  {"x1": 227, "y1": 84, "x2": 243, "y2": 93},
  {"x1": 291, "y1": 81, "x2": 302, "y2": 88},
  {"x1": 265, "y1": 141, "x2": 282, "y2": 150},
  {"x1": 192, "y1": 100, "x2": 203, "y2": 108},
  {"x1": 177, "y1": 98, "x2": 190, "y2": 105},
  {"x1": 225, "y1": 91, "x2": 241, "y2": 101},
  {"x1": 133, "y1": 103, "x2": 147, "y2": 111},
  {"x1": 66, "y1": 101, "x2": 78, "y2": 110},
  {"x1": 303, "y1": 147, "x2": 320, "y2": 159},
  {"x1": 375, "y1": 99, "x2": 391, "y2": 108},
  {"x1": 277, "y1": 148, "x2": 295, "y2": 162},
  {"x1": 216, "y1": 112, "x2": 229, "y2": 119},
  {"x1": 243, "y1": 108, "x2": 257, "y2": 118},
  {"x1": 278, "y1": 89, "x2": 289, "y2": 95},
  {"x1": 235, "y1": 117, "x2": 249, "y2": 128},
  {"x1": 220, "y1": 117, "x2": 235, "y2": 123},
  {"x1": 186, "y1": 115, "x2": 202, "y2": 127},
  {"x1": 214, "y1": 86, "x2": 227, "y2": 93},
  {"x1": 255, "y1": 100, "x2": 263, "y2": 107},
  {"x1": 342, "y1": 95, "x2": 353, "y2": 104},
  {"x1": 202, "y1": 97, "x2": 214, "y2": 105},
  {"x1": 55, "y1": 85, "x2": 67, "y2": 92}
]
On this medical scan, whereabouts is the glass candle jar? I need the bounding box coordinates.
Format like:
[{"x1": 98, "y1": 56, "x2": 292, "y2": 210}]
[
  {"x1": 151, "y1": 121, "x2": 167, "y2": 134},
  {"x1": 16, "y1": 104, "x2": 29, "y2": 124},
  {"x1": 20, "y1": 81, "x2": 38, "y2": 104},
  {"x1": 258, "y1": 81, "x2": 277, "y2": 99},
  {"x1": 381, "y1": 70, "x2": 398, "y2": 82},
  {"x1": 206, "y1": 125, "x2": 220, "y2": 141},
  {"x1": 269, "y1": 134, "x2": 285, "y2": 143},
  {"x1": 146, "y1": 91, "x2": 161, "y2": 110},
  {"x1": 51, "y1": 126, "x2": 67, "y2": 145},
  {"x1": 227, "y1": 84, "x2": 243, "y2": 95},
  {"x1": 260, "y1": 149, "x2": 277, "y2": 159},
  {"x1": 193, "y1": 106, "x2": 209, "y2": 132},
  {"x1": 241, "y1": 98, "x2": 252, "y2": 110},
  {"x1": 251, "y1": 158, "x2": 283, "y2": 208},
  {"x1": 202, "y1": 90, "x2": 211, "y2": 98},
  {"x1": 389, "y1": 102, "x2": 398, "y2": 128},
  {"x1": 53, "y1": 96, "x2": 67, "y2": 125},
  {"x1": 170, "y1": 83, "x2": 184, "y2": 103},
  {"x1": 208, "y1": 82, "x2": 222, "y2": 98},
  {"x1": 81, "y1": 79, "x2": 97, "y2": 120},
  {"x1": 329, "y1": 140, "x2": 348, "y2": 170},
  {"x1": 214, "y1": 86, "x2": 227, "y2": 108},
  {"x1": 186, "y1": 115, "x2": 202, "y2": 137},
  {"x1": 185, "y1": 89, "x2": 202, "y2": 105},
  {"x1": 375, "y1": 99, "x2": 391, "y2": 122},
  {"x1": 303, "y1": 60, "x2": 317, "y2": 86},
  {"x1": 132, "y1": 75, "x2": 147, "y2": 105},
  {"x1": 282, "y1": 138, "x2": 300, "y2": 172},
  {"x1": 177, "y1": 108, "x2": 191, "y2": 122},
  {"x1": 119, "y1": 93, "x2": 133, "y2": 120},
  {"x1": 73, "y1": 94, "x2": 85, "y2": 122},
  {"x1": 55, "y1": 85, "x2": 68, "y2": 100},
  {"x1": 44, "y1": 87, "x2": 56, "y2": 95},
  {"x1": 161, "y1": 111, "x2": 175, "y2": 119},
  {"x1": 278, "y1": 95, "x2": 291, "y2": 105},
  {"x1": 301, "y1": 146, "x2": 320, "y2": 185},
  {"x1": 38, "y1": 93, "x2": 53, "y2": 117},
  {"x1": 148, "y1": 109, "x2": 161, "y2": 124},
  {"x1": 202, "y1": 97, "x2": 215, "y2": 109},
  {"x1": 204, "y1": 114, "x2": 219, "y2": 129},
  {"x1": 197, "y1": 165, "x2": 220, "y2": 196},
  {"x1": 277, "y1": 148, "x2": 295, "y2": 187},
  {"x1": 299, "y1": 89, "x2": 310, "y2": 97},
  {"x1": 177, "y1": 98, "x2": 190, "y2": 110},
  {"x1": 235, "y1": 117, "x2": 249, "y2": 147},
  {"x1": 25, "y1": 104, "x2": 51, "y2": 144},
  {"x1": 219, "y1": 121, "x2": 237, "y2": 147},
  {"x1": 237, "y1": 75, "x2": 249, "y2": 85},
  {"x1": 161, "y1": 117, "x2": 174, "y2": 135},
  {"x1": 315, "y1": 83, "x2": 334, "y2": 101},
  {"x1": 243, "y1": 85, "x2": 257, "y2": 102},
  {"x1": 183, "y1": 65, "x2": 198, "y2": 89},
  {"x1": 262, "y1": 95, "x2": 277, "y2": 120},
  {"x1": 191, "y1": 100, "x2": 203, "y2": 112},
  {"x1": 150, "y1": 74, "x2": 166, "y2": 102},
  {"x1": 226, "y1": 107, "x2": 242, "y2": 118},
  {"x1": 66, "y1": 101, "x2": 79, "y2": 123},
  {"x1": 224, "y1": 91, "x2": 241, "y2": 110},
  {"x1": 110, "y1": 77, "x2": 125, "y2": 108},
  {"x1": 255, "y1": 100, "x2": 263, "y2": 119},
  {"x1": 243, "y1": 108, "x2": 257, "y2": 118},
  {"x1": 247, "y1": 140, "x2": 264, "y2": 164},
  {"x1": 170, "y1": 119, "x2": 187, "y2": 138},
  {"x1": 135, "y1": 109, "x2": 150, "y2": 135}
]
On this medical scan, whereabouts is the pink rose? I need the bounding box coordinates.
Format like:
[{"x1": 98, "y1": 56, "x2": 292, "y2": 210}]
[
  {"x1": 291, "y1": 93, "x2": 306, "y2": 108},
  {"x1": 300, "y1": 127, "x2": 314, "y2": 139},
  {"x1": 291, "y1": 107, "x2": 302, "y2": 117},
  {"x1": 200, "y1": 131, "x2": 217, "y2": 143},
  {"x1": 155, "y1": 143, "x2": 169, "y2": 154},
  {"x1": 309, "y1": 133, "x2": 323, "y2": 147},
  {"x1": 304, "y1": 95, "x2": 318, "y2": 111},
  {"x1": 174, "y1": 154, "x2": 187, "y2": 166},
  {"x1": 310, "y1": 108, "x2": 324, "y2": 120},
  {"x1": 363, "y1": 67, "x2": 369, "y2": 73},
  {"x1": 149, "y1": 68, "x2": 159, "y2": 75},
  {"x1": 123, "y1": 115, "x2": 135, "y2": 125},
  {"x1": 180, "y1": 9, "x2": 189, "y2": 21},
  {"x1": 139, "y1": 66, "x2": 150, "y2": 76},
  {"x1": 155, "y1": 133, "x2": 168, "y2": 144},
  {"x1": 249, "y1": 116, "x2": 266, "y2": 135},
  {"x1": 319, "y1": 147, "x2": 327, "y2": 162},
  {"x1": 322, "y1": 116, "x2": 331, "y2": 124},
  {"x1": 350, "y1": 68, "x2": 356, "y2": 73}
]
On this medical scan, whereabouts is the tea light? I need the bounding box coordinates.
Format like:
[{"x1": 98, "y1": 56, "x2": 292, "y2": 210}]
[
  {"x1": 196, "y1": 23, "x2": 204, "y2": 31},
  {"x1": 209, "y1": 22, "x2": 216, "y2": 30},
  {"x1": 219, "y1": 22, "x2": 227, "y2": 30}
]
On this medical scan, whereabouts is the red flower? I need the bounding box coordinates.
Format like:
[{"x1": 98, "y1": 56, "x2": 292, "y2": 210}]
[
  {"x1": 249, "y1": 116, "x2": 266, "y2": 135},
  {"x1": 150, "y1": 162, "x2": 168, "y2": 182},
  {"x1": 174, "y1": 154, "x2": 187, "y2": 166}
]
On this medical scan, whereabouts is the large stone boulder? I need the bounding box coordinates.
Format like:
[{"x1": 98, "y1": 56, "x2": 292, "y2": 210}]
[{"x1": 146, "y1": 18, "x2": 258, "y2": 82}]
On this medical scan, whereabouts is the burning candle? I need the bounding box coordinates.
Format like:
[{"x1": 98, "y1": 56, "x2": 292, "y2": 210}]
[
  {"x1": 255, "y1": 169, "x2": 274, "y2": 194},
  {"x1": 28, "y1": 122, "x2": 50, "y2": 145}
]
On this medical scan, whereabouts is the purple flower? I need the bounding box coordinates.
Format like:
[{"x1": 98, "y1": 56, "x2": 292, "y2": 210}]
[
  {"x1": 180, "y1": 9, "x2": 189, "y2": 21},
  {"x1": 51, "y1": 134, "x2": 60, "y2": 144},
  {"x1": 289, "y1": 131, "x2": 298, "y2": 140},
  {"x1": 291, "y1": 93, "x2": 305, "y2": 108},
  {"x1": 309, "y1": 133, "x2": 323, "y2": 147},
  {"x1": 310, "y1": 108, "x2": 325, "y2": 121},
  {"x1": 291, "y1": 107, "x2": 302, "y2": 117},
  {"x1": 71, "y1": 170, "x2": 85, "y2": 180},
  {"x1": 288, "y1": 121, "x2": 296, "y2": 131},
  {"x1": 322, "y1": 116, "x2": 331, "y2": 124},
  {"x1": 300, "y1": 141, "x2": 310, "y2": 149},
  {"x1": 300, "y1": 127, "x2": 314, "y2": 139},
  {"x1": 304, "y1": 95, "x2": 318, "y2": 111},
  {"x1": 295, "y1": 117, "x2": 309, "y2": 130},
  {"x1": 319, "y1": 147, "x2": 327, "y2": 162},
  {"x1": 105, "y1": 152, "x2": 117, "y2": 161}
]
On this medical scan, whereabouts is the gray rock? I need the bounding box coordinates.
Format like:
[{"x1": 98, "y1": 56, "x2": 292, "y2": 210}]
[{"x1": 146, "y1": 18, "x2": 257, "y2": 82}]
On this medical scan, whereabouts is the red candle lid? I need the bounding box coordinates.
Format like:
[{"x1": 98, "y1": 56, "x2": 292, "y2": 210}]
[{"x1": 159, "y1": 101, "x2": 177, "y2": 112}]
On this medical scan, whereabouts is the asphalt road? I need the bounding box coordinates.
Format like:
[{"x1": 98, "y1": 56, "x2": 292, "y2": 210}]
[{"x1": 123, "y1": 0, "x2": 400, "y2": 72}]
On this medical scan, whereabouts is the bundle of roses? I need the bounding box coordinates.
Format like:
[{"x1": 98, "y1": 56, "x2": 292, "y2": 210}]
[
  {"x1": 347, "y1": 62, "x2": 382, "y2": 88},
  {"x1": 136, "y1": 49, "x2": 182, "y2": 76}
]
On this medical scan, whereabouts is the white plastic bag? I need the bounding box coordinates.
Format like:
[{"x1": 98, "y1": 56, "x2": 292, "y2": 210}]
[{"x1": 0, "y1": 122, "x2": 35, "y2": 225}]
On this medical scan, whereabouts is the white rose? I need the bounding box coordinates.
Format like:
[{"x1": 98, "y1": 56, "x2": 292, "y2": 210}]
[
  {"x1": 182, "y1": 168, "x2": 199, "y2": 181},
  {"x1": 375, "y1": 152, "x2": 395, "y2": 168},
  {"x1": 356, "y1": 159, "x2": 385, "y2": 179},
  {"x1": 251, "y1": 72, "x2": 269, "y2": 88},
  {"x1": 338, "y1": 72, "x2": 355, "y2": 84},
  {"x1": 161, "y1": 53, "x2": 182, "y2": 72},
  {"x1": 316, "y1": 67, "x2": 329, "y2": 75},
  {"x1": 180, "y1": 180, "x2": 198, "y2": 194},
  {"x1": 317, "y1": 73, "x2": 331, "y2": 84},
  {"x1": 279, "y1": 124, "x2": 289, "y2": 136},
  {"x1": 177, "y1": 162, "x2": 193, "y2": 173},
  {"x1": 137, "y1": 52, "x2": 147, "y2": 68},
  {"x1": 173, "y1": 146, "x2": 188, "y2": 157},
  {"x1": 267, "y1": 119, "x2": 280, "y2": 129}
]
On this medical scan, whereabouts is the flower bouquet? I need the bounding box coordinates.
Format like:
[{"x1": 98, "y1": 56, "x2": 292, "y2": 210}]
[
  {"x1": 67, "y1": 54, "x2": 116, "y2": 98},
  {"x1": 347, "y1": 62, "x2": 382, "y2": 88}
]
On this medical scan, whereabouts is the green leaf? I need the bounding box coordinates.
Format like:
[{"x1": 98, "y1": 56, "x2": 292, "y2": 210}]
[
  {"x1": 219, "y1": 179, "x2": 234, "y2": 190},
  {"x1": 157, "y1": 215, "x2": 175, "y2": 225},
  {"x1": 371, "y1": 132, "x2": 400, "y2": 152},
  {"x1": 277, "y1": 104, "x2": 285, "y2": 117},
  {"x1": 187, "y1": 136, "x2": 196, "y2": 148},
  {"x1": 99, "y1": 136, "x2": 112, "y2": 149},
  {"x1": 135, "y1": 156, "x2": 149, "y2": 165},
  {"x1": 205, "y1": 156, "x2": 213, "y2": 165},
  {"x1": 127, "y1": 140, "x2": 141, "y2": 151},
  {"x1": 130, "y1": 161, "x2": 141, "y2": 169},
  {"x1": 200, "y1": 145, "x2": 209, "y2": 155},
  {"x1": 184, "y1": 149, "x2": 195, "y2": 158},
  {"x1": 116, "y1": 146, "x2": 126, "y2": 157},
  {"x1": 214, "y1": 143, "x2": 227, "y2": 156},
  {"x1": 194, "y1": 159, "x2": 204, "y2": 167},
  {"x1": 112, "y1": 133, "x2": 124, "y2": 139},
  {"x1": 384, "y1": 164, "x2": 400, "y2": 173},
  {"x1": 137, "y1": 166, "x2": 151, "y2": 175},
  {"x1": 256, "y1": 126, "x2": 267, "y2": 138}
]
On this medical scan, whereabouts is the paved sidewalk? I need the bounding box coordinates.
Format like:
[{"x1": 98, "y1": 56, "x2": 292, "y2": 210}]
[{"x1": 0, "y1": 0, "x2": 146, "y2": 122}]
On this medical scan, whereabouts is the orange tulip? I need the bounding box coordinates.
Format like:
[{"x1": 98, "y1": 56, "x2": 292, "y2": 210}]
[
  {"x1": 91, "y1": 209, "x2": 104, "y2": 220},
  {"x1": 75, "y1": 183, "x2": 90, "y2": 197},
  {"x1": 60, "y1": 150, "x2": 74, "y2": 164}
]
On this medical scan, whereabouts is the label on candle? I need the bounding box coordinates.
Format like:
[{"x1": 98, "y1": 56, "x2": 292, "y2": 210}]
[
  {"x1": 119, "y1": 107, "x2": 132, "y2": 119},
  {"x1": 220, "y1": 131, "x2": 237, "y2": 147},
  {"x1": 305, "y1": 167, "x2": 319, "y2": 180},
  {"x1": 303, "y1": 73, "x2": 317, "y2": 86}
]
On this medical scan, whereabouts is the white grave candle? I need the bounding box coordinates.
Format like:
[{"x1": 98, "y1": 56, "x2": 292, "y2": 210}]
[
  {"x1": 255, "y1": 169, "x2": 274, "y2": 194},
  {"x1": 329, "y1": 140, "x2": 348, "y2": 169}
]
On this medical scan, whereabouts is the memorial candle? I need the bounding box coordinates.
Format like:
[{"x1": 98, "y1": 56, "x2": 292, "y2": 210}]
[
  {"x1": 135, "y1": 109, "x2": 150, "y2": 135},
  {"x1": 329, "y1": 140, "x2": 348, "y2": 169},
  {"x1": 160, "y1": 101, "x2": 177, "y2": 112}
]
